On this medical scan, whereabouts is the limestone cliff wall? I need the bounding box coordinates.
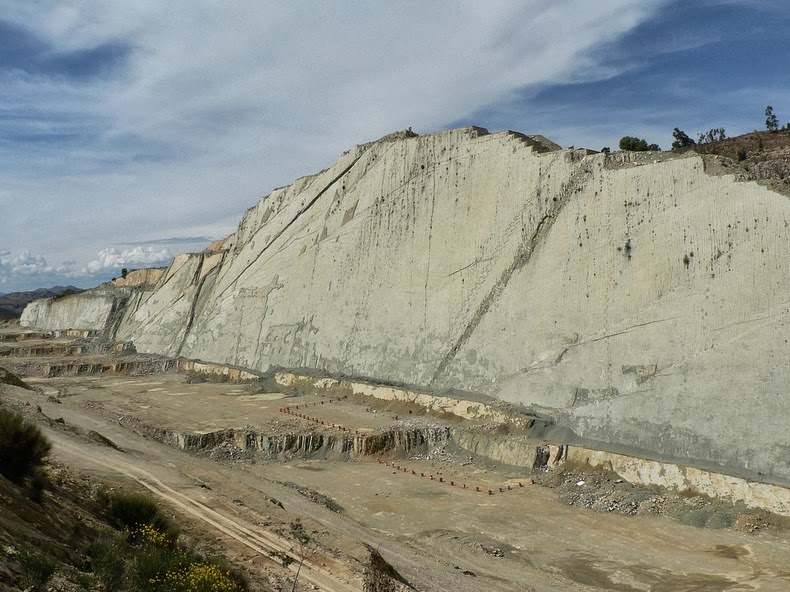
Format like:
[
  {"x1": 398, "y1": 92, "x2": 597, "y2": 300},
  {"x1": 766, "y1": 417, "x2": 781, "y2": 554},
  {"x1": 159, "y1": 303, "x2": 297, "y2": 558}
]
[
  {"x1": 20, "y1": 288, "x2": 127, "y2": 335},
  {"x1": 21, "y1": 127, "x2": 790, "y2": 484}
]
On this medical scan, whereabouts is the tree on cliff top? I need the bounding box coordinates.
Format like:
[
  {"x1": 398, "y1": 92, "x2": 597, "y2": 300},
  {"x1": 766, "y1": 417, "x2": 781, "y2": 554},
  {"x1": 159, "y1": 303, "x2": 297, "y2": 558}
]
[
  {"x1": 671, "y1": 128, "x2": 695, "y2": 149},
  {"x1": 698, "y1": 128, "x2": 727, "y2": 144},
  {"x1": 619, "y1": 136, "x2": 660, "y2": 151},
  {"x1": 765, "y1": 105, "x2": 779, "y2": 131}
]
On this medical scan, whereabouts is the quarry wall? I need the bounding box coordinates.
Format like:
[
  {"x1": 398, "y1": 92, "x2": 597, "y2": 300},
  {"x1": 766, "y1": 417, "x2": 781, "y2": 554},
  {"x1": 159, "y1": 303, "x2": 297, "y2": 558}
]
[
  {"x1": 21, "y1": 127, "x2": 790, "y2": 485},
  {"x1": 20, "y1": 287, "x2": 127, "y2": 337}
]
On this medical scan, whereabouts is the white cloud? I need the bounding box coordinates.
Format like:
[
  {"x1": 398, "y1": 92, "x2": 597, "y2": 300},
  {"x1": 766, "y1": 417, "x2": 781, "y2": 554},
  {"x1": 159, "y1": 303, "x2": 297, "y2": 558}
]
[
  {"x1": 4, "y1": 1, "x2": 669, "y2": 154},
  {"x1": 13, "y1": 252, "x2": 47, "y2": 273},
  {"x1": 0, "y1": 1, "x2": 670, "y2": 292},
  {"x1": 0, "y1": 246, "x2": 172, "y2": 292},
  {"x1": 4, "y1": 251, "x2": 53, "y2": 276},
  {"x1": 82, "y1": 246, "x2": 173, "y2": 275},
  {"x1": 0, "y1": 250, "x2": 60, "y2": 290}
]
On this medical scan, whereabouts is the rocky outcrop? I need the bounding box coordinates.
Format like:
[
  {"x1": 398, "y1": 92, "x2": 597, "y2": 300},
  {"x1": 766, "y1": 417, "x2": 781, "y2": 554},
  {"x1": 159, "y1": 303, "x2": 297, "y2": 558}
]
[
  {"x1": 21, "y1": 127, "x2": 790, "y2": 485},
  {"x1": 20, "y1": 287, "x2": 125, "y2": 336},
  {"x1": 154, "y1": 425, "x2": 450, "y2": 460},
  {"x1": 110, "y1": 267, "x2": 167, "y2": 288}
]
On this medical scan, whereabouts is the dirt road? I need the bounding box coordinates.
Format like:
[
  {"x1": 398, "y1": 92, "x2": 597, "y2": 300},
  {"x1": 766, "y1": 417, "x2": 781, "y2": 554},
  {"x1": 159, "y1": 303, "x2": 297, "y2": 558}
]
[{"x1": 52, "y1": 437, "x2": 358, "y2": 592}]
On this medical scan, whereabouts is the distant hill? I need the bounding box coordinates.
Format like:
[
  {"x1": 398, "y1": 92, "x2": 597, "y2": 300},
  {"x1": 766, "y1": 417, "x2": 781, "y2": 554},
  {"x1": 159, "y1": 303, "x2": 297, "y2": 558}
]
[{"x1": 0, "y1": 286, "x2": 83, "y2": 319}]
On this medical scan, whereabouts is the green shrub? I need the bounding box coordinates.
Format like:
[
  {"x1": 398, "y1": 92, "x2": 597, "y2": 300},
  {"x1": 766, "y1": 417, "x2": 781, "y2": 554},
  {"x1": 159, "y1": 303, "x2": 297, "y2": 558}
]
[
  {"x1": 89, "y1": 533, "x2": 127, "y2": 591},
  {"x1": 202, "y1": 555, "x2": 249, "y2": 592},
  {"x1": 127, "y1": 543, "x2": 189, "y2": 592},
  {"x1": 0, "y1": 408, "x2": 52, "y2": 485},
  {"x1": 108, "y1": 491, "x2": 158, "y2": 528},
  {"x1": 18, "y1": 549, "x2": 56, "y2": 591},
  {"x1": 149, "y1": 559, "x2": 246, "y2": 592},
  {"x1": 107, "y1": 491, "x2": 179, "y2": 543},
  {"x1": 89, "y1": 528, "x2": 248, "y2": 592},
  {"x1": 96, "y1": 484, "x2": 111, "y2": 508},
  {"x1": 73, "y1": 571, "x2": 97, "y2": 590},
  {"x1": 92, "y1": 492, "x2": 249, "y2": 592},
  {"x1": 89, "y1": 528, "x2": 186, "y2": 592}
]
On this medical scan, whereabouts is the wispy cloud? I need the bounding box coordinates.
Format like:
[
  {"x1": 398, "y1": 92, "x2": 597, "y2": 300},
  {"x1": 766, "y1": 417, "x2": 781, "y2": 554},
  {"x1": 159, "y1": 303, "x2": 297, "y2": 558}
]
[
  {"x1": 464, "y1": 0, "x2": 790, "y2": 150},
  {"x1": 119, "y1": 236, "x2": 212, "y2": 247},
  {"x1": 19, "y1": 1, "x2": 788, "y2": 294},
  {"x1": 82, "y1": 246, "x2": 173, "y2": 275}
]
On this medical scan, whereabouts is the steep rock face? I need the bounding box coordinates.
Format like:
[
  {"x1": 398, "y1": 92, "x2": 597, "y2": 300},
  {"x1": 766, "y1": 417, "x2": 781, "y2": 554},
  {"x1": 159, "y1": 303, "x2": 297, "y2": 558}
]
[
  {"x1": 20, "y1": 287, "x2": 127, "y2": 338},
  {"x1": 113, "y1": 252, "x2": 223, "y2": 357},
  {"x1": 21, "y1": 127, "x2": 790, "y2": 483}
]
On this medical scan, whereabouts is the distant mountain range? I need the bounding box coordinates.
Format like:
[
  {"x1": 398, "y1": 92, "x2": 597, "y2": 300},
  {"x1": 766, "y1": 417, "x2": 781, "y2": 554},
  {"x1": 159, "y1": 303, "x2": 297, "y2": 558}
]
[{"x1": 0, "y1": 286, "x2": 83, "y2": 319}]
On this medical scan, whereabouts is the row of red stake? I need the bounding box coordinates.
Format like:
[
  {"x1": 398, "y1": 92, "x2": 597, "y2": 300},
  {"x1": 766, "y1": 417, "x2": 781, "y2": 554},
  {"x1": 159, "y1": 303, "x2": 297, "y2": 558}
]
[
  {"x1": 280, "y1": 399, "x2": 531, "y2": 496},
  {"x1": 279, "y1": 397, "x2": 364, "y2": 435},
  {"x1": 377, "y1": 460, "x2": 530, "y2": 496}
]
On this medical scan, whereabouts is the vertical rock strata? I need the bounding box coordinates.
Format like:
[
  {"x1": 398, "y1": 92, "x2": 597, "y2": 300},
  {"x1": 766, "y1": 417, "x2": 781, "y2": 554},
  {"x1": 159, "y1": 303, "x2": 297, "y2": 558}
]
[{"x1": 21, "y1": 127, "x2": 790, "y2": 484}]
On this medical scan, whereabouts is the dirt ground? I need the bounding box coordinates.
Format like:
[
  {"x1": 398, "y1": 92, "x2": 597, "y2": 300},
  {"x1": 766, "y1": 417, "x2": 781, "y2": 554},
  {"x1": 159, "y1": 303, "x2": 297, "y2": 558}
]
[{"x1": 1, "y1": 328, "x2": 789, "y2": 591}]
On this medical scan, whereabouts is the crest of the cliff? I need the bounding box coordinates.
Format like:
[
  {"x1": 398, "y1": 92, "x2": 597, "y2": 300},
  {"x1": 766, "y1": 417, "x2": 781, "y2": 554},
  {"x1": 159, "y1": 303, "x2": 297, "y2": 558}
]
[{"x1": 20, "y1": 126, "x2": 790, "y2": 486}]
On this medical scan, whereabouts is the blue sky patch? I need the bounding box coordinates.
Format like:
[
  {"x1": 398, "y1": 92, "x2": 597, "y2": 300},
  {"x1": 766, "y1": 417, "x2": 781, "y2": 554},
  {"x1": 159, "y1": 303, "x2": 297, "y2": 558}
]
[{"x1": 0, "y1": 19, "x2": 130, "y2": 80}]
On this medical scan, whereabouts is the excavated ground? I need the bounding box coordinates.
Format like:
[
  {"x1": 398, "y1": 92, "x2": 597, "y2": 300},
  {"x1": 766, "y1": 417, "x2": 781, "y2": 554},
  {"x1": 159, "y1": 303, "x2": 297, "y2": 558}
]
[{"x1": 1, "y1": 324, "x2": 789, "y2": 591}]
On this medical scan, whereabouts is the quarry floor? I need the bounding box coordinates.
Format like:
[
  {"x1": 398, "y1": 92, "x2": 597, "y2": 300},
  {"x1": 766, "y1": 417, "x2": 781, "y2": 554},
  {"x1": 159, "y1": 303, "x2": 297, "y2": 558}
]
[{"x1": 1, "y1": 329, "x2": 789, "y2": 591}]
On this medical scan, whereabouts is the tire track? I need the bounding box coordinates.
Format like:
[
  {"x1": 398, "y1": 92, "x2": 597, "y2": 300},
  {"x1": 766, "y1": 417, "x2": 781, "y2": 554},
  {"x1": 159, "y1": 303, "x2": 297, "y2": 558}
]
[{"x1": 54, "y1": 438, "x2": 360, "y2": 592}]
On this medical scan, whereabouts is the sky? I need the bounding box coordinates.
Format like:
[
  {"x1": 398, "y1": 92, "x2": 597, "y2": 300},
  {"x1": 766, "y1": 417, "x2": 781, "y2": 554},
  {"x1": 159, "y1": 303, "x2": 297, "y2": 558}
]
[{"x1": 1, "y1": 0, "x2": 788, "y2": 293}]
